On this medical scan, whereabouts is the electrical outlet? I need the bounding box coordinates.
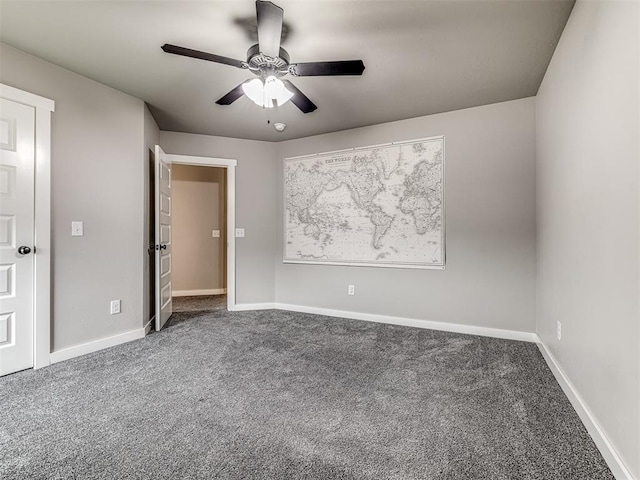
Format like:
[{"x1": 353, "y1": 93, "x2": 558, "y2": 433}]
[
  {"x1": 235, "y1": 228, "x2": 245, "y2": 238},
  {"x1": 348, "y1": 284, "x2": 355, "y2": 296},
  {"x1": 556, "y1": 321, "x2": 562, "y2": 341},
  {"x1": 110, "y1": 300, "x2": 121, "y2": 315},
  {"x1": 212, "y1": 230, "x2": 221, "y2": 238},
  {"x1": 71, "y1": 221, "x2": 84, "y2": 236}
]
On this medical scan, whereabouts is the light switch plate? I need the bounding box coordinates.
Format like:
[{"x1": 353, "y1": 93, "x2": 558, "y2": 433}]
[
  {"x1": 235, "y1": 228, "x2": 245, "y2": 238},
  {"x1": 212, "y1": 230, "x2": 221, "y2": 238},
  {"x1": 71, "y1": 221, "x2": 84, "y2": 236}
]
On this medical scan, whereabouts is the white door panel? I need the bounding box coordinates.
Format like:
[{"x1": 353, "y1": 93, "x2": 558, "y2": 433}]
[
  {"x1": 0, "y1": 99, "x2": 35, "y2": 376},
  {"x1": 155, "y1": 145, "x2": 172, "y2": 330}
]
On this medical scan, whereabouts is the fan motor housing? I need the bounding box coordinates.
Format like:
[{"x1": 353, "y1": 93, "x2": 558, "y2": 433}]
[{"x1": 246, "y1": 44, "x2": 290, "y2": 76}]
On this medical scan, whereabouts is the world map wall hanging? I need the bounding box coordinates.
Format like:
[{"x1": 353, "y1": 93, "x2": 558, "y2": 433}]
[{"x1": 284, "y1": 136, "x2": 445, "y2": 269}]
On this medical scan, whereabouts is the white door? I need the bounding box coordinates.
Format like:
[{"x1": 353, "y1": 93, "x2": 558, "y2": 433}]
[
  {"x1": 0, "y1": 99, "x2": 35, "y2": 376},
  {"x1": 155, "y1": 145, "x2": 172, "y2": 330}
]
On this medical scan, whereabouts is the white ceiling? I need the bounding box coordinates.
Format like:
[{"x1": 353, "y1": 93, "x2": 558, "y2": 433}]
[{"x1": 0, "y1": 0, "x2": 574, "y2": 141}]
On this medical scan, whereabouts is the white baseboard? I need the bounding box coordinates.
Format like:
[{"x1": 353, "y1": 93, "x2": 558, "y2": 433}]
[
  {"x1": 50, "y1": 327, "x2": 146, "y2": 364},
  {"x1": 234, "y1": 302, "x2": 537, "y2": 343},
  {"x1": 172, "y1": 289, "x2": 226, "y2": 297},
  {"x1": 537, "y1": 342, "x2": 634, "y2": 480},
  {"x1": 275, "y1": 303, "x2": 538, "y2": 342},
  {"x1": 144, "y1": 317, "x2": 154, "y2": 335},
  {"x1": 233, "y1": 302, "x2": 277, "y2": 311}
]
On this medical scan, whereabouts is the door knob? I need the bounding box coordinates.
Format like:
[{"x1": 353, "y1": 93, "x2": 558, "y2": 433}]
[
  {"x1": 18, "y1": 246, "x2": 32, "y2": 255},
  {"x1": 160, "y1": 244, "x2": 167, "y2": 250}
]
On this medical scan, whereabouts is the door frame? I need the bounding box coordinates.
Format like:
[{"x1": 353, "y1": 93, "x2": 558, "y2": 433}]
[
  {"x1": 164, "y1": 152, "x2": 238, "y2": 310},
  {"x1": 0, "y1": 83, "x2": 54, "y2": 370}
]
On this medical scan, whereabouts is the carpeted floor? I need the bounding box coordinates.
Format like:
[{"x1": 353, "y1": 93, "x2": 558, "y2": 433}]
[
  {"x1": 0, "y1": 300, "x2": 613, "y2": 479},
  {"x1": 171, "y1": 294, "x2": 228, "y2": 314}
]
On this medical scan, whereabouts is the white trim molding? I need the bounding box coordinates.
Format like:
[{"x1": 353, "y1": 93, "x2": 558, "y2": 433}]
[
  {"x1": 164, "y1": 154, "x2": 237, "y2": 168},
  {"x1": 0, "y1": 84, "x2": 55, "y2": 111},
  {"x1": 233, "y1": 302, "x2": 538, "y2": 343},
  {"x1": 172, "y1": 288, "x2": 227, "y2": 297},
  {"x1": 144, "y1": 318, "x2": 154, "y2": 335},
  {"x1": 165, "y1": 152, "x2": 237, "y2": 312},
  {"x1": 50, "y1": 327, "x2": 146, "y2": 365},
  {"x1": 232, "y1": 302, "x2": 277, "y2": 311},
  {"x1": 537, "y1": 342, "x2": 634, "y2": 480},
  {"x1": 1, "y1": 83, "x2": 54, "y2": 370}
]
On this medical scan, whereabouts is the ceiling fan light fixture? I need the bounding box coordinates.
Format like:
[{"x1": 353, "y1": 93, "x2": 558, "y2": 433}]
[
  {"x1": 242, "y1": 76, "x2": 293, "y2": 108},
  {"x1": 164, "y1": 1, "x2": 365, "y2": 114}
]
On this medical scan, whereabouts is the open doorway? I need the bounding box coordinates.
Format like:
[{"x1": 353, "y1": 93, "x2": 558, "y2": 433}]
[
  {"x1": 149, "y1": 147, "x2": 237, "y2": 332},
  {"x1": 171, "y1": 165, "x2": 227, "y2": 314}
]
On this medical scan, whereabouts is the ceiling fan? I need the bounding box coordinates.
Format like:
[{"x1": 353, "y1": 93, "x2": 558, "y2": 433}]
[{"x1": 161, "y1": 0, "x2": 365, "y2": 114}]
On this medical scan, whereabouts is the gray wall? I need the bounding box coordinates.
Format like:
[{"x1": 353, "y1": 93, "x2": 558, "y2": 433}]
[
  {"x1": 0, "y1": 43, "x2": 146, "y2": 351},
  {"x1": 143, "y1": 105, "x2": 160, "y2": 326},
  {"x1": 536, "y1": 1, "x2": 639, "y2": 477},
  {"x1": 172, "y1": 165, "x2": 226, "y2": 293},
  {"x1": 275, "y1": 98, "x2": 537, "y2": 333},
  {"x1": 159, "y1": 131, "x2": 278, "y2": 304}
]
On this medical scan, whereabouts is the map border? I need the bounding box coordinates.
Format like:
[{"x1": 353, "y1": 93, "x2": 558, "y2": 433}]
[{"x1": 283, "y1": 135, "x2": 446, "y2": 270}]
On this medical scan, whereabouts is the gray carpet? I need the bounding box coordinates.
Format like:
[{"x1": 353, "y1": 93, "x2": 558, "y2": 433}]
[
  {"x1": 1, "y1": 301, "x2": 613, "y2": 479},
  {"x1": 172, "y1": 294, "x2": 228, "y2": 314}
]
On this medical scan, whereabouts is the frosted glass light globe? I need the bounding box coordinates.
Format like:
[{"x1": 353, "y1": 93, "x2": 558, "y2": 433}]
[
  {"x1": 264, "y1": 76, "x2": 293, "y2": 107},
  {"x1": 241, "y1": 76, "x2": 293, "y2": 108},
  {"x1": 242, "y1": 78, "x2": 265, "y2": 107}
]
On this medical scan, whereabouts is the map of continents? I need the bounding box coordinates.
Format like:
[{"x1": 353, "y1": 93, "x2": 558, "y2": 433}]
[{"x1": 284, "y1": 136, "x2": 444, "y2": 268}]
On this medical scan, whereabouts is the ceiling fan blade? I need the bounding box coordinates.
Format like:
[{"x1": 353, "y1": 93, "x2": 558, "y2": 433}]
[
  {"x1": 256, "y1": 1, "x2": 283, "y2": 58},
  {"x1": 289, "y1": 60, "x2": 365, "y2": 77},
  {"x1": 161, "y1": 44, "x2": 246, "y2": 69},
  {"x1": 283, "y1": 80, "x2": 317, "y2": 114},
  {"x1": 215, "y1": 84, "x2": 246, "y2": 105}
]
